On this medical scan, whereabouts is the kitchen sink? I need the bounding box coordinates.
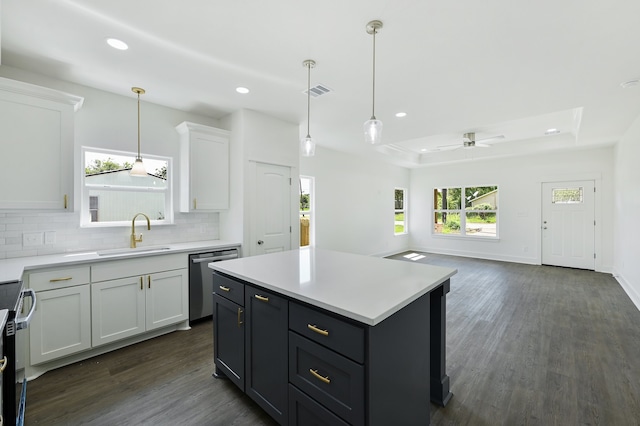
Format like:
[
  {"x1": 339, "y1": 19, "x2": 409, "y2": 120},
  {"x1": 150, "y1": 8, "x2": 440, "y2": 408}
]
[{"x1": 97, "y1": 246, "x2": 172, "y2": 257}]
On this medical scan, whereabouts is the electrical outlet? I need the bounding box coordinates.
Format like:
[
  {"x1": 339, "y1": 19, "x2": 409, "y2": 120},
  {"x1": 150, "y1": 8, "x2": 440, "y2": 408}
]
[
  {"x1": 45, "y1": 231, "x2": 56, "y2": 244},
  {"x1": 23, "y1": 232, "x2": 44, "y2": 247}
]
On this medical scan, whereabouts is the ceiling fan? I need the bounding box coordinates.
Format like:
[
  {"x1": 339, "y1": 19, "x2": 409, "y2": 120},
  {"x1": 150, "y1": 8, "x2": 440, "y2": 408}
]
[{"x1": 435, "y1": 132, "x2": 505, "y2": 151}]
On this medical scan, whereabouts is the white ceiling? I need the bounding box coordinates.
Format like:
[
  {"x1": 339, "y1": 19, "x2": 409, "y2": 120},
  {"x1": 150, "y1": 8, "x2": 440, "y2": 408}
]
[{"x1": 2, "y1": 0, "x2": 640, "y2": 167}]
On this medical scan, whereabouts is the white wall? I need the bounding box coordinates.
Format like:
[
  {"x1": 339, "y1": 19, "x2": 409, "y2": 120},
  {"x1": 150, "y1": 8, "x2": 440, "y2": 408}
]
[
  {"x1": 0, "y1": 66, "x2": 227, "y2": 258},
  {"x1": 410, "y1": 147, "x2": 615, "y2": 271},
  {"x1": 301, "y1": 146, "x2": 410, "y2": 256},
  {"x1": 613, "y1": 113, "x2": 640, "y2": 309}
]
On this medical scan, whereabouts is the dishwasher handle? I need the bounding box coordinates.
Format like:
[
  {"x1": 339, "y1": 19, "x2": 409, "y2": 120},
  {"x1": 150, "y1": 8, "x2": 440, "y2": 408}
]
[{"x1": 191, "y1": 254, "x2": 238, "y2": 264}]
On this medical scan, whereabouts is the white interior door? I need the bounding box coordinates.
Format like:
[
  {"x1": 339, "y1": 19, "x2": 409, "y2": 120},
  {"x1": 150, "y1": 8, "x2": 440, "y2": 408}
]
[
  {"x1": 541, "y1": 180, "x2": 595, "y2": 270},
  {"x1": 254, "y1": 162, "x2": 291, "y2": 256}
]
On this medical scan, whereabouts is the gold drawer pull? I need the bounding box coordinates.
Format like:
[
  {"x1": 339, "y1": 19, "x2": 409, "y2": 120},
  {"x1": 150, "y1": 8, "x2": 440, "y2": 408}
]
[
  {"x1": 309, "y1": 369, "x2": 330, "y2": 384},
  {"x1": 237, "y1": 308, "x2": 243, "y2": 327},
  {"x1": 307, "y1": 324, "x2": 329, "y2": 336},
  {"x1": 219, "y1": 285, "x2": 231, "y2": 292},
  {"x1": 49, "y1": 277, "x2": 72, "y2": 282},
  {"x1": 255, "y1": 294, "x2": 269, "y2": 302},
  {"x1": 0, "y1": 356, "x2": 7, "y2": 373}
]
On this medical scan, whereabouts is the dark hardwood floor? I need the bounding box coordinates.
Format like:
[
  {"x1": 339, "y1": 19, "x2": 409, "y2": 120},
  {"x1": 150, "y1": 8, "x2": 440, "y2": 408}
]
[{"x1": 23, "y1": 253, "x2": 640, "y2": 425}]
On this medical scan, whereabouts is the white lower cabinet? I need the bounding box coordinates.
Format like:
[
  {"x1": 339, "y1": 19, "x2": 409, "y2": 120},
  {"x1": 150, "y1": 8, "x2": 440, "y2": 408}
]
[
  {"x1": 23, "y1": 253, "x2": 189, "y2": 375},
  {"x1": 29, "y1": 284, "x2": 91, "y2": 365},
  {"x1": 91, "y1": 268, "x2": 188, "y2": 347}
]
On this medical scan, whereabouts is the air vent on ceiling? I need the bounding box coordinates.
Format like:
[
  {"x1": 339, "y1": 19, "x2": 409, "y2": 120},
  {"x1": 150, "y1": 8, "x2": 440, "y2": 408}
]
[{"x1": 304, "y1": 84, "x2": 332, "y2": 97}]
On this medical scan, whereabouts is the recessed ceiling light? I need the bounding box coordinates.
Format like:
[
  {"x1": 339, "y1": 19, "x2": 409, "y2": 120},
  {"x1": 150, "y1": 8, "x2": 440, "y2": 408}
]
[
  {"x1": 395, "y1": 112, "x2": 407, "y2": 118},
  {"x1": 420, "y1": 148, "x2": 428, "y2": 152},
  {"x1": 236, "y1": 87, "x2": 250, "y2": 94},
  {"x1": 620, "y1": 79, "x2": 640, "y2": 89},
  {"x1": 545, "y1": 128, "x2": 560, "y2": 135},
  {"x1": 106, "y1": 38, "x2": 128, "y2": 50}
]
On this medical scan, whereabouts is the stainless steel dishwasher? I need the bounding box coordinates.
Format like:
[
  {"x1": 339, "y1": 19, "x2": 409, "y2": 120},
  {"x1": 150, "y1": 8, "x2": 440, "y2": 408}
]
[{"x1": 189, "y1": 247, "x2": 239, "y2": 322}]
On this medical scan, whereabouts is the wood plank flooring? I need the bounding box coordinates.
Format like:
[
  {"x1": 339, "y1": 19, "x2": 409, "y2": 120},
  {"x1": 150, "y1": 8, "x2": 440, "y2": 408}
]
[{"x1": 23, "y1": 253, "x2": 640, "y2": 425}]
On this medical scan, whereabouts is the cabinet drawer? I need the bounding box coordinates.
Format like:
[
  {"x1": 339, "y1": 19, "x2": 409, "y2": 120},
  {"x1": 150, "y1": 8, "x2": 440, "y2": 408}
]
[
  {"x1": 289, "y1": 384, "x2": 350, "y2": 426},
  {"x1": 27, "y1": 266, "x2": 91, "y2": 291},
  {"x1": 290, "y1": 302, "x2": 365, "y2": 363},
  {"x1": 289, "y1": 332, "x2": 364, "y2": 426},
  {"x1": 213, "y1": 272, "x2": 244, "y2": 306}
]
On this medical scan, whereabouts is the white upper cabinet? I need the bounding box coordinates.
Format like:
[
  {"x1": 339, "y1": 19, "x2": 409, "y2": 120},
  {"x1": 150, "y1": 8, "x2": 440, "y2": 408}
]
[
  {"x1": 0, "y1": 77, "x2": 84, "y2": 210},
  {"x1": 176, "y1": 121, "x2": 230, "y2": 212}
]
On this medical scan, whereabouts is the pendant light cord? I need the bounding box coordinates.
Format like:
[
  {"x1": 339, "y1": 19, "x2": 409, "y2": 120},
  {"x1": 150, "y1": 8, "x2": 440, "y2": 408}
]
[
  {"x1": 371, "y1": 26, "x2": 377, "y2": 120},
  {"x1": 306, "y1": 61, "x2": 311, "y2": 138},
  {"x1": 137, "y1": 91, "x2": 141, "y2": 160}
]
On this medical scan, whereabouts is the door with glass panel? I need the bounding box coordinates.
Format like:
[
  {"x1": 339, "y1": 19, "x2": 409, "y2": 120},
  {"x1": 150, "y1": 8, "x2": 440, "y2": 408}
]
[{"x1": 541, "y1": 180, "x2": 595, "y2": 270}]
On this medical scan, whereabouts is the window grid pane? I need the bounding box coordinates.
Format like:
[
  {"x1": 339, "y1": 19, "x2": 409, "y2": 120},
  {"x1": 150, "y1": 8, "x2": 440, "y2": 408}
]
[{"x1": 552, "y1": 187, "x2": 583, "y2": 204}]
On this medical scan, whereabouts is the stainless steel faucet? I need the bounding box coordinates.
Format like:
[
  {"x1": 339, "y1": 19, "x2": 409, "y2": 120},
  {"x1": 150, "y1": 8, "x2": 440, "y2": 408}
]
[{"x1": 131, "y1": 213, "x2": 151, "y2": 248}]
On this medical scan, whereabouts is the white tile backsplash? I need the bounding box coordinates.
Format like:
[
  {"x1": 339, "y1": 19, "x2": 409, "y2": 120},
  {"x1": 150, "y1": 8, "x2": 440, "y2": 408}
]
[{"x1": 0, "y1": 211, "x2": 220, "y2": 259}]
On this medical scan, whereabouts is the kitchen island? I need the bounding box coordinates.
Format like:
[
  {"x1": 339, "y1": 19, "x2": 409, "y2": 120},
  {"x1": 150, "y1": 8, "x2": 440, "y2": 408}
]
[{"x1": 209, "y1": 248, "x2": 456, "y2": 425}]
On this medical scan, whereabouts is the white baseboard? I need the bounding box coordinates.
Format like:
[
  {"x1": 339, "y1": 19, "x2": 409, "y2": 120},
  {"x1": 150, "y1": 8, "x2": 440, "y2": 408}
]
[
  {"x1": 614, "y1": 271, "x2": 640, "y2": 312},
  {"x1": 409, "y1": 245, "x2": 539, "y2": 265}
]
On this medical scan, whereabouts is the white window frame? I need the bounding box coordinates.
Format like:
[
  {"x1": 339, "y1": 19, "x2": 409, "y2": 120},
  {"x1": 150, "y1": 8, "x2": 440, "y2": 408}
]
[
  {"x1": 433, "y1": 185, "x2": 498, "y2": 239},
  {"x1": 80, "y1": 146, "x2": 174, "y2": 228},
  {"x1": 394, "y1": 187, "x2": 407, "y2": 236}
]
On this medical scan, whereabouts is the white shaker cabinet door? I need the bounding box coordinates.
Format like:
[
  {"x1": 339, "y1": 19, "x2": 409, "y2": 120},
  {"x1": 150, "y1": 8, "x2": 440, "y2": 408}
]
[
  {"x1": 145, "y1": 269, "x2": 189, "y2": 331},
  {"x1": 0, "y1": 77, "x2": 83, "y2": 210},
  {"x1": 176, "y1": 121, "x2": 230, "y2": 212},
  {"x1": 91, "y1": 276, "x2": 146, "y2": 347},
  {"x1": 30, "y1": 285, "x2": 91, "y2": 365}
]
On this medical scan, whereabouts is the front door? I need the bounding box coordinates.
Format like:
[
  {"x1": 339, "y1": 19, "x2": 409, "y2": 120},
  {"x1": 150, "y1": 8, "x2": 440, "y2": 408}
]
[
  {"x1": 254, "y1": 162, "x2": 291, "y2": 256},
  {"x1": 541, "y1": 180, "x2": 595, "y2": 270}
]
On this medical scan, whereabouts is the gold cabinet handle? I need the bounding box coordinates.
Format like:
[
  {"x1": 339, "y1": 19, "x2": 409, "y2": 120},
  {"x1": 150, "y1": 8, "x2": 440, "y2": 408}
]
[
  {"x1": 219, "y1": 285, "x2": 231, "y2": 292},
  {"x1": 140, "y1": 276, "x2": 143, "y2": 290},
  {"x1": 307, "y1": 324, "x2": 329, "y2": 336},
  {"x1": 49, "y1": 277, "x2": 72, "y2": 282},
  {"x1": 309, "y1": 369, "x2": 330, "y2": 384},
  {"x1": 193, "y1": 198, "x2": 197, "y2": 210},
  {"x1": 148, "y1": 275, "x2": 151, "y2": 289},
  {"x1": 64, "y1": 194, "x2": 68, "y2": 209},
  {"x1": 255, "y1": 294, "x2": 269, "y2": 302},
  {"x1": 0, "y1": 356, "x2": 8, "y2": 373},
  {"x1": 237, "y1": 308, "x2": 243, "y2": 327}
]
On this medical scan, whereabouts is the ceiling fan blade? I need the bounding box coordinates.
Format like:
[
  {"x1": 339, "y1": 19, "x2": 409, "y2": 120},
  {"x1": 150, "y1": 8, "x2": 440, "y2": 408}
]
[
  {"x1": 476, "y1": 135, "x2": 505, "y2": 144},
  {"x1": 434, "y1": 144, "x2": 461, "y2": 151}
]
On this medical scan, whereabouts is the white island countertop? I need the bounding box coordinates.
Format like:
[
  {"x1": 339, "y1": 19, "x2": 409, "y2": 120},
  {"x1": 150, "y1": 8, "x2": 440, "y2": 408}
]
[{"x1": 208, "y1": 248, "x2": 457, "y2": 326}]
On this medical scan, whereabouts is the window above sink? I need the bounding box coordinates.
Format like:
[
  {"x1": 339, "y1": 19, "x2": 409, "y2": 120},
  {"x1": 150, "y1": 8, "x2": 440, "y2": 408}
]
[{"x1": 80, "y1": 147, "x2": 174, "y2": 227}]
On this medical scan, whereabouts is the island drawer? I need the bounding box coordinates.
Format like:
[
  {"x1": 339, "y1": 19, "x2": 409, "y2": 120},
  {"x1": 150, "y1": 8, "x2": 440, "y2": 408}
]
[
  {"x1": 27, "y1": 266, "x2": 91, "y2": 291},
  {"x1": 288, "y1": 331, "x2": 364, "y2": 426},
  {"x1": 289, "y1": 302, "x2": 364, "y2": 363},
  {"x1": 212, "y1": 272, "x2": 244, "y2": 305},
  {"x1": 289, "y1": 384, "x2": 350, "y2": 426}
]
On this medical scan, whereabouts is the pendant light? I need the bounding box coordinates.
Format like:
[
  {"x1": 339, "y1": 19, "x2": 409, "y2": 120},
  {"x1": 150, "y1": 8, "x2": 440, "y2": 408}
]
[
  {"x1": 130, "y1": 87, "x2": 147, "y2": 176},
  {"x1": 364, "y1": 20, "x2": 383, "y2": 145},
  {"x1": 301, "y1": 59, "x2": 316, "y2": 157}
]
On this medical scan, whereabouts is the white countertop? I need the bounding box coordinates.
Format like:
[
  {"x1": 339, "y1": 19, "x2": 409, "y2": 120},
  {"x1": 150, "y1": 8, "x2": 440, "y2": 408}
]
[
  {"x1": 0, "y1": 240, "x2": 241, "y2": 284},
  {"x1": 208, "y1": 247, "x2": 457, "y2": 326}
]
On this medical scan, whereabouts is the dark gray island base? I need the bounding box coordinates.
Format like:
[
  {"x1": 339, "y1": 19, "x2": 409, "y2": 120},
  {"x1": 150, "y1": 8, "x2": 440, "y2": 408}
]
[{"x1": 212, "y1": 271, "x2": 452, "y2": 425}]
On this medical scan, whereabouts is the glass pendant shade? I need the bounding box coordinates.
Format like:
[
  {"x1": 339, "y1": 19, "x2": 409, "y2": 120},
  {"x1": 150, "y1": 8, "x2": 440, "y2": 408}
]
[
  {"x1": 363, "y1": 117, "x2": 383, "y2": 145},
  {"x1": 130, "y1": 158, "x2": 147, "y2": 176},
  {"x1": 301, "y1": 135, "x2": 316, "y2": 157}
]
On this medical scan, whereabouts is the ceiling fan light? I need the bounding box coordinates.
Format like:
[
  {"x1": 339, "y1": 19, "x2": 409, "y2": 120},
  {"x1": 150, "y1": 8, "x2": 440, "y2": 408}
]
[
  {"x1": 364, "y1": 118, "x2": 383, "y2": 145},
  {"x1": 301, "y1": 135, "x2": 316, "y2": 157}
]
